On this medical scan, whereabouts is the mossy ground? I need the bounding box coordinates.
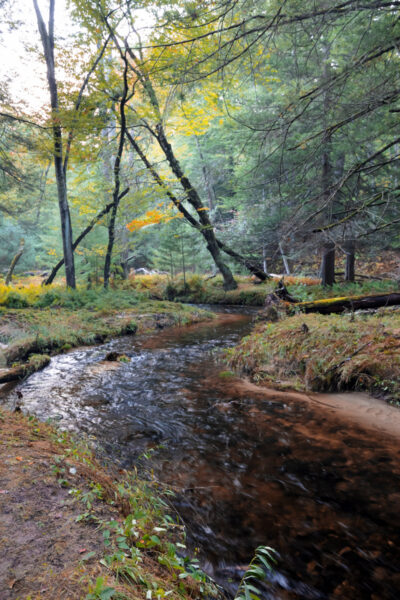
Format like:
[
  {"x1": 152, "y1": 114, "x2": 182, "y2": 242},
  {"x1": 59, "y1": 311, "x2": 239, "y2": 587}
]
[
  {"x1": 0, "y1": 409, "x2": 221, "y2": 600},
  {"x1": 226, "y1": 307, "x2": 400, "y2": 402}
]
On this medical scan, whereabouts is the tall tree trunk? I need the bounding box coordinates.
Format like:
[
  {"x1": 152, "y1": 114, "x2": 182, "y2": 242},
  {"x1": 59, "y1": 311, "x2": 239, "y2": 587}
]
[
  {"x1": 104, "y1": 53, "x2": 130, "y2": 289},
  {"x1": 262, "y1": 245, "x2": 268, "y2": 274},
  {"x1": 33, "y1": 0, "x2": 75, "y2": 288},
  {"x1": 344, "y1": 238, "x2": 356, "y2": 282},
  {"x1": 279, "y1": 241, "x2": 290, "y2": 275},
  {"x1": 195, "y1": 136, "x2": 216, "y2": 210},
  {"x1": 320, "y1": 241, "x2": 336, "y2": 286},
  {"x1": 44, "y1": 189, "x2": 129, "y2": 285}
]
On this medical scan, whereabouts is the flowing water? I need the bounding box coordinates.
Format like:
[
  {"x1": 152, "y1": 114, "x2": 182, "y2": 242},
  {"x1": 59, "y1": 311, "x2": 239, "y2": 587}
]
[{"x1": 2, "y1": 308, "x2": 400, "y2": 599}]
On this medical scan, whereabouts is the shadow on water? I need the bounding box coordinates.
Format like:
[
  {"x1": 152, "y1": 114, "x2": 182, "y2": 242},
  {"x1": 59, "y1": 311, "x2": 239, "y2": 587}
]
[{"x1": 2, "y1": 306, "x2": 400, "y2": 599}]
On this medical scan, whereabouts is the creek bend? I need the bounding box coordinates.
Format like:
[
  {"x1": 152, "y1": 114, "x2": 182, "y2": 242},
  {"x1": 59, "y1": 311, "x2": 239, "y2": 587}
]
[{"x1": 2, "y1": 307, "x2": 400, "y2": 599}]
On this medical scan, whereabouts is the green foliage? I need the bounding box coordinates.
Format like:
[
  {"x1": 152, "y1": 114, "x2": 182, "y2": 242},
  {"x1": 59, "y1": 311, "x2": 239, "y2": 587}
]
[
  {"x1": 234, "y1": 546, "x2": 277, "y2": 600},
  {"x1": 4, "y1": 290, "x2": 29, "y2": 308},
  {"x1": 85, "y1": 577, "x2": 117, "y2": 600},
  {"x1": 3, "y1": 286, "x2": 147, "y2": 311}
]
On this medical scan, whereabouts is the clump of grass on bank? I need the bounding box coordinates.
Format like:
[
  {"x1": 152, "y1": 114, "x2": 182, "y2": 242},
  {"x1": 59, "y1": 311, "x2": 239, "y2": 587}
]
[
  {"x1": 225, "y1": 308, "x2": 400, "y2": 402},
  {"x1": 0, "y1": 409, "x2": 221, "y2": 600}
]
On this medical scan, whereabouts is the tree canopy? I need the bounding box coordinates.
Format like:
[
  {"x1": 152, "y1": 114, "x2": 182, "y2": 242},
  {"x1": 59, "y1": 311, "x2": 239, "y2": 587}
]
[{"x1": 0, "y1": 0, "x2": 398, "y2": 283}]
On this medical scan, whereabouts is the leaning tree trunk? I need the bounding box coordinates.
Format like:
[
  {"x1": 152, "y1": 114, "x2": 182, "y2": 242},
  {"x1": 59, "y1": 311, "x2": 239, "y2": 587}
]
[
  {"x1": 129, "y1": 128, "x2": 268, "y2": 282},
  {"x1": 155, "y1": 124, "x2": 237, "y2": 291},
  {"x1": 43, "y1": 190, "x2": 129, "y2": 286},
  {"x1": 344, "y1": 238, "x2": 355, "y2": 282},
  {"x1": 320, "y1": 241, "x2": 336, "y2": 286},
  {"x1": 5, "y1": 240, "x2": 24, "y2": 285}
]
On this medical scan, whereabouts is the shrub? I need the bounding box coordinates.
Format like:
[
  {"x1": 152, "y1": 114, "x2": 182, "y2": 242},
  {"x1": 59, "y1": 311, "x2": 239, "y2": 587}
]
[{"x1": 4, "y1": 291, "x2": 29, "y2": 308}]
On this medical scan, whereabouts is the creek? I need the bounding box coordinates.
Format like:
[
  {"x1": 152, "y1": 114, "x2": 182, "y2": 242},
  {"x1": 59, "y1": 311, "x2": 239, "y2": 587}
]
[{"x1": 2, "y1": 307, "x2": 400, "y2": 599}]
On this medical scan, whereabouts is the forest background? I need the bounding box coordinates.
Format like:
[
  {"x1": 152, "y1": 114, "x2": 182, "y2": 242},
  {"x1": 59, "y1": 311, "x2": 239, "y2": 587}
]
[{"x1": 0, "y1": 0, "x2": 399, "y2": 289}]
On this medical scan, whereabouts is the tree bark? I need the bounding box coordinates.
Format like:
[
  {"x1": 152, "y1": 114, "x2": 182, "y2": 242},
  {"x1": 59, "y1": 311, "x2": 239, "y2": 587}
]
[
  {"x1": 155, "y1": 124, "x2": 237, "y2": 290},
  {"x1": 344, "y1": 238, "x2": 356, "y2": 282},
  {"x1": 279, "y1": 241, "x2": 290, "y2": 275},
  {"x1": 5, "y1": 240, "x2": 24, "y2": 285},
  {"x1": 103, "y1": 53, "x2": 130, "y2": 289},
  {"x1": 33, "y1": 0, "x2": 75, "y2": 288},
  {"x1": 320, "y1": 241, "x2": 336, "y2": 286}
]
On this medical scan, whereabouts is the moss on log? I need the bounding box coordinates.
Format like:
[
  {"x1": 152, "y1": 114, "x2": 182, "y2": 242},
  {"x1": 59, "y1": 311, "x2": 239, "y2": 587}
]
[{"x1": 294, "y1": 292, "x2": 400, "y2": 314}]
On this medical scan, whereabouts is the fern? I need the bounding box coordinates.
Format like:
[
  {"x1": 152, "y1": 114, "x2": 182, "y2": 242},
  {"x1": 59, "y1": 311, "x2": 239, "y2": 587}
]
[{"x1": 234, "y1": 546, "x2": 277, "y2": 600}]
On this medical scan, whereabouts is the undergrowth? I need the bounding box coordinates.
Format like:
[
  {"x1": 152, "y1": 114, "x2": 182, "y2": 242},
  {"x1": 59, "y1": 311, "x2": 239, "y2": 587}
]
[
  {"x1": 0, "y1": 282, "x2": 150, "y2": 310},
  {"x1": 126, "y1": 273, "x2": 399, "y2": 307},
  {"x1": 54, "y1": 429, "x2": 222, "y2": 600},
  {"x1": 1, "y1": 410, "x2": 223, "y2": 600}
]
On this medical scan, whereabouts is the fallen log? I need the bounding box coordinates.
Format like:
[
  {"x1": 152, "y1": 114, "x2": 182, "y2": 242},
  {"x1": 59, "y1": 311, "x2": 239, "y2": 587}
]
[
  {"x1": 0, "y1": 355, "x2": 50, "y2": 384},
  {"x1": 294, "y1": 292, "x2": 400, "y2": 315}
]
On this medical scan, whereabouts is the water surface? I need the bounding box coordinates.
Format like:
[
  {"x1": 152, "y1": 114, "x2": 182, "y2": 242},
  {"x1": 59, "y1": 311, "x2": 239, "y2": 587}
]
[{"x1": 2, "y1": 308, "x2": 400, "y2": 599}]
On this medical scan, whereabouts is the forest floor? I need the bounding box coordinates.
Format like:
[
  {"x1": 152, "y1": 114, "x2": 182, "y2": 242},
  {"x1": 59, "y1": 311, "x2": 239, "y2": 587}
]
[{"x1": 0, "y1": 409, "x2": 220, "y2": 600}]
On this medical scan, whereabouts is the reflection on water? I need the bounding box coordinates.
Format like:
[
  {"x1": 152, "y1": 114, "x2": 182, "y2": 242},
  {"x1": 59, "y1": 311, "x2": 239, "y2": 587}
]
[{"x1": 2, "y1": 308, "x2": 400, "y2": 599}]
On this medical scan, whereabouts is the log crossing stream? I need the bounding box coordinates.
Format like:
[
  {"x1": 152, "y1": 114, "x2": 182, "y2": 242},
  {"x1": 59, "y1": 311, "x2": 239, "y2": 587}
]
[{"x1": 2, "y1": 307, "x2": 400, "y2": 599}]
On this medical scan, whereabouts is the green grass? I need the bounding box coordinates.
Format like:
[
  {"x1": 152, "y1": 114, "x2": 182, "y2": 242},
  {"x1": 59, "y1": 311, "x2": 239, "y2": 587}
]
[{"x1": 131, "y1": 273, "x2": 275, "y2": 306}]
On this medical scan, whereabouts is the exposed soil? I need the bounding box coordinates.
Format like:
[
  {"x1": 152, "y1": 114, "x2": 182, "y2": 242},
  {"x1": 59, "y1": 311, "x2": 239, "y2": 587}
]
[{"x1": 0, "y1": 411, "x2": 119, "y2": 600}]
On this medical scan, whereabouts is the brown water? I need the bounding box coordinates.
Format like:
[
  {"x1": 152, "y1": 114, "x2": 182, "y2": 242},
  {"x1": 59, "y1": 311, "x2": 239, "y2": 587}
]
[{"x1": 2, "y1": 308, "x2": 400, "y2": 599}]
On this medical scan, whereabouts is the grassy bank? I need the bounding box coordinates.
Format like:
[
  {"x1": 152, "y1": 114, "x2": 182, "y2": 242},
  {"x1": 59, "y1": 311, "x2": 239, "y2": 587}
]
[
  {"x1": 0, "y1": 408, "x2": 221, "y2": 600},
  {"x1": 225, "y1": 307, "x2": 400, "y2": 403},
  {"x1": 0, "y1": 284, "x2": 212, "y2": 378}
]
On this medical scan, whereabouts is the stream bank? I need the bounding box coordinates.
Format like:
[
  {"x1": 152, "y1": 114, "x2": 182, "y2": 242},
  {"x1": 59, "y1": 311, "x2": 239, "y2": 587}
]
[
  {"x1": 0, "y1": 409, "x2": 222, "y2": 600},
  {"x1": 226, "y1": 307, "x2": 400, "y2": 403},
  {"x1": 0, "y1": 298, "x2": 212, "y2": 384}
]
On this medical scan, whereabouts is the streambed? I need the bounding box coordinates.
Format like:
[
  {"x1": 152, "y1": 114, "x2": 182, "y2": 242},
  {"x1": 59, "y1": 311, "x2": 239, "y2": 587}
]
[{"x1": 2, "y1": 307, "x2": 400, "y2": 599}]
